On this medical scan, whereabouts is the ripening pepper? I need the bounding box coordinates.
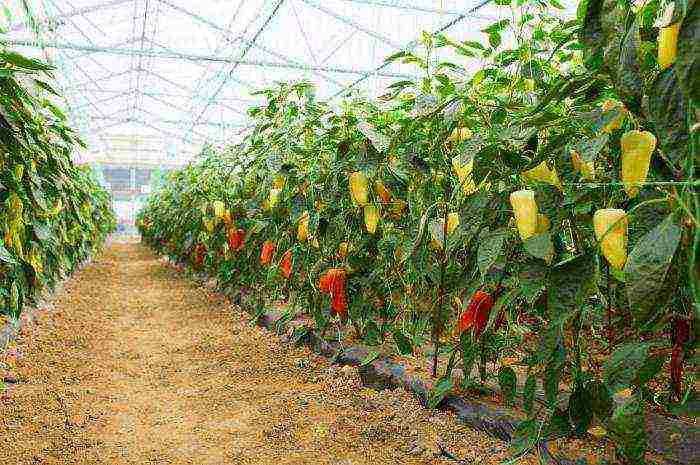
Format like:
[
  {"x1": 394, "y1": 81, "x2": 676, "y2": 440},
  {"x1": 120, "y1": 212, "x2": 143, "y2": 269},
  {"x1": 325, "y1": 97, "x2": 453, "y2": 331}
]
[
  {"x1": 522, "y1": 161, "x2": 562, "y2": 190},
  {"x1": 297, "y1": 211, "x2": 310, "y2": 242},
  {"x1": 449, "y1": 126, "x2": 472, "y2": 143},
  {"x1": 364, "y1": 205, "x2": 379, "y2": 234},
  {"x1": 621, "y1": 130, "x2": 656, "y2": 198},
  {"x1": 672, "y1": 317, "x2": 690, "y2": 346},
  {"x1": 375, "y1": 180, "x2": 392, "y2": 203},
  {"x1": 451, "y1": 156, "x2": 477, "y2": 194},
  {"x1": 319, "y1": 268, "x2": 348, "y2": 315},
  {"x1": 601, "y1": 99, "x2": 626, "y2": 133},
  {"x1": 446, "y1": 212, "x2": 460, "y2": 235},
  {"x1": 458, "y1": 290, "x2": 494, "y2": 339},
  {"x1": 227, "y1": 227, "x2": 245, "y2": 252},
  {"x1": 593, "y1": 209, "x2": 628, "y2": 270},
  {"x1": 510, "y1": 190, "x2": 538, "y2": 241},
  {"x1": 670, "y1": 346, "x2": 683, "y2": 397},
  {"x1": 203, "y1": 218, "x2": 214, "y2": 234},
  {"x1": 280, "y1": 249, "x2": 293, "y2": 280},
  {"x1": 222, "y1": 210, "x2": 233, "y2": 226},
  {"x1": 571, "y1": 149, "x2": 595, "y2": 180},
  {"x1": 212, "y1": 201, "x2": 225, "y2": 219},
  {"x1": 269, "y1": 188, "x2": 282, "y2": 208},
  {"x1": 260, "y1": 241, "x2": 275, "y2": 266},
  {"x1": 349, "y1": 171, "x2": 369, "y2": 206},
  {"x1": 658, "y1": 22, "x2": 681, "y2": 70}
]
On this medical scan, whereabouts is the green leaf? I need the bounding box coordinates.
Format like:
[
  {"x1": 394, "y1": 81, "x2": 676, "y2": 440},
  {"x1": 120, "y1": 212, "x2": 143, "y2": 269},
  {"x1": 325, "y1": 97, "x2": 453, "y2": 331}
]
[
  {"x1": 477, "y1": 228, "x2": 506, "y2": 276},
  {"x1": 589, "y1": 380, "x2": 614, "y2": 420},
  {"x1": 392, "y1": 329, "x2": 413, "y2": 355},
  {"x1": 573, "y1": 133, "x2": 608, "y2": 162},
  {"x1": 518, "y1": 258, "x2": 547, "y2": 304},
  {"x1": 523, "y1": 373, "x2": 537, "y2": 415},
  {"x1": 545, "y1": 408, "x2": 572, "y2": 439},
  {"x1": 624, "y1": 216, "x2": 681, "y2": 325},
  {"x1": 0, "y1": 241, "x2": 18, "y2": 266},
  {"x1": 359, "y1": 350, "x2": 380, "y2": 367},
  {"x1": 676, "y1": 1, "x2": 699, "y2": 102},
  {"x1": 609, "y1": 396, "x2": 648, "y2": 464},
  {"x1": 568, "y1": 384, "x2": 593, "y2": 436},
  {"x1": 547, "y1": 254, "x2": 595, "y2": 320},
  {"x1": 0, "y1": 50, "x2": 54, "y2": 72},
  {"x1": 648, "y1": 68, "x2": 690, "y2": 167},
  {"x1": 544, "y1": 343, "x2": 566, "y2": 407},
  {"x1": 427, "y1": 377, "x2": 453, "y2": 409},
  {"x1": 510, "y1": 419, "x2": 540, "y2": 457},
  {"x1": 523, "y1": 233, "x2": 554, "y2": 262},
  {"x1": 498, "y1": 366, "x2": 517, "y2": 405},
  {"x1": 604, "y1": 342, "x2": 651, "y2": 393}
]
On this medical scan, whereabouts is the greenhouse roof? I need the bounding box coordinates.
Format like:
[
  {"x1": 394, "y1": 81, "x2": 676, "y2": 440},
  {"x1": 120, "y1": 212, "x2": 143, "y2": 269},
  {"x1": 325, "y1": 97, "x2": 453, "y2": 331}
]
[{"x1": 3, "y1": 0, "x2": 576, "y2": 166}]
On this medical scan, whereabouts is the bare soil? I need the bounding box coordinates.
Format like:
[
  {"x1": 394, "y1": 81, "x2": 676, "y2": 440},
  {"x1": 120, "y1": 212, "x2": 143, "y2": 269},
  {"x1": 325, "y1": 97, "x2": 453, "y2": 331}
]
[{"x1": 0, "y1": 242, "x2": 534, "y2": 465}]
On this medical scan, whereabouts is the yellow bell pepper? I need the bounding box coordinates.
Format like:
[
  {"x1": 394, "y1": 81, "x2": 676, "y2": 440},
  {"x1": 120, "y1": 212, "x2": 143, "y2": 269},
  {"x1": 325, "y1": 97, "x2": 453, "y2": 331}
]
[
  {"x1": 658, "y1": 22, "x2": 681, "y2": 70},
  {"x1": 297, "y1": 211, "x2": 310, "y2": 242},
  {"x1": 272, "y1": 175, "x2": 286, "y2": 189},
  {"x1": 450, "y1": 126, "x2": 472, "y2": 143},
  {"x1": 522, "y1": 161, "x2": 562, "y2": 190},
  {"x1": 536, "y1": 213, "x2": 550, "y2": 234},
  {"x1": 601, "y1": 99, "x2": 626, "y2": 133},
  {"x1": 212, "y1": 200, "x2": 225, "y2": 219},
  {"x1": 621, "y1": 130, "x2": 656, "y2": 198},
  {"x1": 269, "y1": 188, "x2": 281, "y2": 208},
  {"x1": 451, "y1": 156, "x2": 477, "y2": 194},
  {"x1": 364, "y1": 205, "x2": 379, "y2": 234},
  {"x1": 349, "y1": 171, "x2": 369, "y2": 206},
  {"x1": 593, "y1": 209, "x2": 628, "y2": 270},
  {"x1": 510, "y1": 190, "x2": 538, "y2": 241},
  {"x1": 338, "y1": 242, "x2": 349, "y2": 260},
  {"x1": 571, "y1": 150, "x2": 595, "y2": 180},
  {"x1": 446, "y1": 212, "x2": 460, "y2": 235}
]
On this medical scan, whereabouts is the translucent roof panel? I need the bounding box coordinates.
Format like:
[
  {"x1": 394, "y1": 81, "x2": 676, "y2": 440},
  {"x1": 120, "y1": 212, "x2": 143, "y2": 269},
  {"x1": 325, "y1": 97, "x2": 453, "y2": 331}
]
[{"x1": 2, "y1": 0, "x2": 576, "y2": 166}]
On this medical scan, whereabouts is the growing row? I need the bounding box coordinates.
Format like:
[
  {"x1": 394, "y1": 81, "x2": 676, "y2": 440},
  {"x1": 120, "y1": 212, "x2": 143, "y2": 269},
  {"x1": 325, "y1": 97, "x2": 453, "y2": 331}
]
[
  {"x1": 139, "y1": 1, "x2": 697, "y2": 463},
  {"x1": 0, "y1": 45, "x2": 116, "y2": 319}
]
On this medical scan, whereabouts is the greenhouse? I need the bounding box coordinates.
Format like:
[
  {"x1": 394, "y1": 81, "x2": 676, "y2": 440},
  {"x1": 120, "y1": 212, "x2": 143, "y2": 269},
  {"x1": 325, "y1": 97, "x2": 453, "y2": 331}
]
[{"x1": 0, "y1": 0, "x2": 698, "y2": 464}]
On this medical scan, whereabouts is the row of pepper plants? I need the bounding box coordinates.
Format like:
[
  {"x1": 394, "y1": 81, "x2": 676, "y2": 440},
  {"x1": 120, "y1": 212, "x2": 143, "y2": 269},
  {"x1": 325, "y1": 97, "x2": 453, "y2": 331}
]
[
  {"x1": 0, "y1": 37, "x2": 116, "y2": 320},
  {"x1": 138, "y1": 0, "x2": 697, "y2": 462}
]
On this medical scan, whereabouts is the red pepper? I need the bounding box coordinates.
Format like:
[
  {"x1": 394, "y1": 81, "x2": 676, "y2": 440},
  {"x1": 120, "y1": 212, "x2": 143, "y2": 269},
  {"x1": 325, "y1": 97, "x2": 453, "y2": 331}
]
[
  {"x1": 458, "y1": 290, "x2": 494, "y2": 339},
  {"x1": 672, "y1": 316, "x2": 690, "y2": 346},
  {"x1": 227, "y1": 228, "x2": 245, "y2": 251},
  {"x1": 193, "y1": 244, "x2": 206, "y2": 268},
  {"x1": 670, "y1": 346, "x2": 683, "y2": 398},
  {"x1": 280, "y1": 249, "x2": 293, "y2": 280},
  {"x1": 260, "y1": 241, "x2": 276, "y2": 266},
  {"x1": 319, "y1": 268, "x2": 348, "y2": 316}
]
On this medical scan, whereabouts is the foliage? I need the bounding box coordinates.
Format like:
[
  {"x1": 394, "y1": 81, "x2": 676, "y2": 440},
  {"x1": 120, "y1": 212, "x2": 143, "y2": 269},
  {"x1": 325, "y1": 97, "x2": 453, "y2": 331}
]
[
  {"x1": 0, "y1": 33, "x2": 116, "y2": 319},
  {"x1": 138, "y1": 1, "x2": 698, "y2": 462}
]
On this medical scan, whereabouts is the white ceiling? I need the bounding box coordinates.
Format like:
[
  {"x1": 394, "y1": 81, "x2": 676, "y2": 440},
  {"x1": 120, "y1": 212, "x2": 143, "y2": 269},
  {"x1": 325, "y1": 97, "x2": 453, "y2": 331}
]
[{"x1": 2, "y1": 0, "x2": 574, "y2": 166}]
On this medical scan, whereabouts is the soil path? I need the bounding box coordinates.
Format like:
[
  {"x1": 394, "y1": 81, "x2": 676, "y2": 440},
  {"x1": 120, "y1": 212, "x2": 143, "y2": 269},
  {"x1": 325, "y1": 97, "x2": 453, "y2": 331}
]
[{"x1": 1, "y1": 241, "x2": 519, "y2": 465}]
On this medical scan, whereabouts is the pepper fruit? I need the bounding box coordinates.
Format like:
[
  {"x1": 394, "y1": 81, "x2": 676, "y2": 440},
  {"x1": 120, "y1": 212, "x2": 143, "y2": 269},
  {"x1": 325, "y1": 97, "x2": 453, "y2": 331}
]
[
  {"x1": 364, "y1": 205, "x2": 379, "y2": 234},
  {"x1": 571, "y1": 149, "x2": 595, "y2": 180},
  {"x1": 522, "y1": 161, "x2": 562, "y2": 190},
  {"x1": 349, "y1": 171, "x2": 369, "y2": 206},
  {"x1": 658, "y1": 22, "x2": 681, "y2": 70},
  {"x1": 510, "y1": 190, "x2": 538, "y2": 241},
  {"x1": 212, "y1": 200, "x2": 225, "y2": 219},
  {"x1": 446, "y1": 212, "x2": 459, "y2": 235},
  {"x1": 319, "y1": 268, "x2": 348, "y2": 316},
  {"x1": 593, "y1": 208, "x2": 628, "y2": 271},
  {"x1": 451, "y1": 156, "x2": 476, "y2": 194},
  {"x1": 458, "y1": 290, "x2": 494, "y2": 339},
  {"x1": 375, "y1": 180, "x2": 392, "y2": 203},
  {"x1": 297, "y1": 211, "x2": 310, "y2": 242},
  {"x1": 268, "y1": 188, "x2": 282, "y2": 208},
  {"x1": 449, "y1": 126, "x2": 472, "y2": 143},
  {"x1": 272, "y1": 175, "x2": 286, "y2": 189},
  {"x1": 430, "y1": 213, "x2": 459, "y2": 250},
  {"x1": 670, "y1": 346, "x2": 683, "y2": 397},
  {"x1": 260, "y1": 241, "x2": 276, "y2": 266},
  {"x1": 672, "y1": 316, "x2": 690, "y2": 346},
  {"x1": 280, "y1": 249, "x2": 293, "y2": 280},
  {"x1": 227, "y1": 227, "x2": 245, "y2": 252},
  {"x1": 338, "y1": 242, "x2": 349, "y2": 260},
  {"x1": 621, "y1": 130, "x2": 656, "y2": 198}
]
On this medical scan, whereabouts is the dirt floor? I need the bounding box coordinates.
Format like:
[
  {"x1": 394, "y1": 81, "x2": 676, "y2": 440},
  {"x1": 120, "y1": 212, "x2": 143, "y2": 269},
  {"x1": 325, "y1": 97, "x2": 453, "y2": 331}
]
[{"x1": 0, "y1": 241, "x2": 535, "y2": 465}]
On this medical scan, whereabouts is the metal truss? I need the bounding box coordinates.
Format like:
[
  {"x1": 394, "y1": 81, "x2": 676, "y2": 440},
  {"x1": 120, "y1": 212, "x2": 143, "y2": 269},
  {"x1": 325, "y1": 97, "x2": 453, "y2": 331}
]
[{"x1": 8, "y1": 0, "x2": 134, "y2": 32}]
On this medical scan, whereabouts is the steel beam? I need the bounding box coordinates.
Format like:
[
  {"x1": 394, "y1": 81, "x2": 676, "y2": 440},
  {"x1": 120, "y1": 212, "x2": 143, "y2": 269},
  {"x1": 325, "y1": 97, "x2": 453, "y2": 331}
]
[
  {"x1": 340, "y1": 0, "x2": 496, "y2": 18},
  {"x1": 91, "y1": 115, "x2": 246, "y2": 128},
  {"x1": 2, "y1": 40, "x2": 412, "y2": 77},
  {"x1": 298, "y1": 0, "x2": 400, "y2": 49}
]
